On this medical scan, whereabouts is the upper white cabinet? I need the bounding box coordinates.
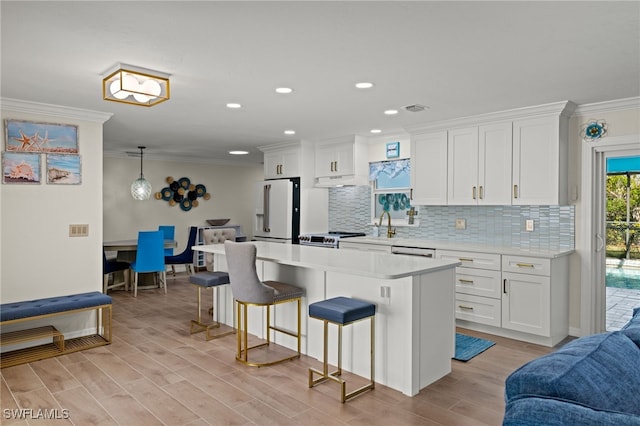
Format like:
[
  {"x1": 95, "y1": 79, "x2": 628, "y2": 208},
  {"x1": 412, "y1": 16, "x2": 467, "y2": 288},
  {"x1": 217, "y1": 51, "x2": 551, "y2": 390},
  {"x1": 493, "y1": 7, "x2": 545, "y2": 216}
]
[
  {"x1": 314, "y1": 135, "x2": 368, "y2": 186},
  {"x1": 407, "y1": 101, "x2": 575, "y2": 206},
  {"x1": 512, "y1": 115, "x2": 568, "y2": 205},
  {"x1": 262, "y1": 145, "x2": 300, "y2": 179},
  {"x1": 410, "y1": 131, "x2": 448, "y2": 205},
  {"x1": 447, "y1": 123, "x2": 512, "y2": 205}
]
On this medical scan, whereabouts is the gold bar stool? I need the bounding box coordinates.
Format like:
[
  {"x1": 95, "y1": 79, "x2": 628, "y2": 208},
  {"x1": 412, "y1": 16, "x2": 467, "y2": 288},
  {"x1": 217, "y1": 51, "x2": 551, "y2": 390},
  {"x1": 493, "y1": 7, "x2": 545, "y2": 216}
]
[
  {"x1": 308, "y1": 296, "x2": 376, "y2": 403},
  {"x1": 189, "y1": 271, "x2": 234, "y2": 340}
]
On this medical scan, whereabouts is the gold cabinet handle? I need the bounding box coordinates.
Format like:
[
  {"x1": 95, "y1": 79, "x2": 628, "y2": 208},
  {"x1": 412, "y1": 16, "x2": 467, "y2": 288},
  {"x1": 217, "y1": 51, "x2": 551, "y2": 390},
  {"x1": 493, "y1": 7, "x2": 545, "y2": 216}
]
[
  {"x1": 334, "y1": 161, "x2": 338, "y2": 172},
  {"x1": 458, "y1": 257, "x2": 474, "y2": 262},
  {"x1": 516, "y1": 263, "x2": 535, "y2": 268},
  {"x1": 458, "y1": 305, "x2": 474, "y2": 311},
  {"x1": 458, "y1": 279, "x2": 474, "y2": 284},
  {"x1": 503, "y1": 278, "x2": 508, "y2": 294},
  {"x1": 479, "y1": 186, "x2": 484, "y2": 199},
  {"x1": 472, "y1": 186, "x2": 477, "y2": 200},
  {"x1": 513, "y1": 184, "x2": 518, "y2": 199},
  {"x1": 410, "y1": 188, "x2": 413, "y2": 200}
]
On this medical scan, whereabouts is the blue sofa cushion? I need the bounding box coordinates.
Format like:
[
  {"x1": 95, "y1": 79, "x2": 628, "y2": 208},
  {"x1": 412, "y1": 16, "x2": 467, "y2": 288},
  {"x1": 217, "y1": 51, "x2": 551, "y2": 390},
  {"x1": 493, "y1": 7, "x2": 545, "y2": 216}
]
[
  {"x1": 1, "y1": 292, "x2": 112, "y2": 322},
  {"x1": 505, "y1": 331, "x2": 640, "y2": 415},
  {"x1": 503, "y1": 396, "x2": 640, "y2": 426}
]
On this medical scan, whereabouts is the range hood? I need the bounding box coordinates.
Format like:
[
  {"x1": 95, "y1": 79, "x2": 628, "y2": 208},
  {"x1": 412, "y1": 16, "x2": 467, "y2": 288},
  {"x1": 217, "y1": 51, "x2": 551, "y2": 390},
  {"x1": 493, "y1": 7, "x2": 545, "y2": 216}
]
[{"x1": 314, "y1": 174, "x2": 370, "y2": 187}]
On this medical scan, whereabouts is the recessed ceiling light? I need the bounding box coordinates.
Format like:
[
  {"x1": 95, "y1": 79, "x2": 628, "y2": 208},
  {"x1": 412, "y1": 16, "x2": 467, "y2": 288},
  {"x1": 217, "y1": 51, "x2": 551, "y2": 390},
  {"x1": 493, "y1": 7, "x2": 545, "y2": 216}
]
[
  {"x1": 226, "y1": 103, "x2": 242, "y2": 109},
  {"x1": 370, "y1": 129, "x2": 382, "y2": 134},
  {"x1": 229, "y1": 150, "x2": 249, "y2": 155},
  {"x1": 355, "y1": 82, "x2": 374, "y2": 89},
  {"x1": 275, "y1": 87, "x2": 293, "y2": 94},
  {"x1": 284, "y1": 130, "x2": 296, "y2": 135},
  {"x1": 384, "y1": 109, "x2": 399, "y2": 115}
]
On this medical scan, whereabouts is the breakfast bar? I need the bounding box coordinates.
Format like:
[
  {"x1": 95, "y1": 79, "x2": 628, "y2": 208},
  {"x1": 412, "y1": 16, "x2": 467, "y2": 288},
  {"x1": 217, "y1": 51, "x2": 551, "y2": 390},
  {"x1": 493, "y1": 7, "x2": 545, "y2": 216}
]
[{"x1": 194, "y1": 241, "x2": 460, "y2": 396}]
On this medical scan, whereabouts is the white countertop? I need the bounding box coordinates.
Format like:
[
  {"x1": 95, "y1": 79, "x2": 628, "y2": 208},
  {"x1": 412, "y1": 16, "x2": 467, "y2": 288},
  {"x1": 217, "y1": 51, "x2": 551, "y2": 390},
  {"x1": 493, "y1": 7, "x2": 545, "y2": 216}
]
[
  {"x1": 194, "y1": 241, "x2": 460, "y2": 279},
  {"x1": 343, "y1": 236, "x2": 575, "y2": 258}
]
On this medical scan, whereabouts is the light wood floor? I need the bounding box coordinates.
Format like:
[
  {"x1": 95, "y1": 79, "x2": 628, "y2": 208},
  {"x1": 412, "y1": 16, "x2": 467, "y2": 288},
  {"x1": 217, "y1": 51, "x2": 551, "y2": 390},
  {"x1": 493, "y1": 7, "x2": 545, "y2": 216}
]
[{"x1": 1, "y1": 273, "x2": 560, "y2": 425}]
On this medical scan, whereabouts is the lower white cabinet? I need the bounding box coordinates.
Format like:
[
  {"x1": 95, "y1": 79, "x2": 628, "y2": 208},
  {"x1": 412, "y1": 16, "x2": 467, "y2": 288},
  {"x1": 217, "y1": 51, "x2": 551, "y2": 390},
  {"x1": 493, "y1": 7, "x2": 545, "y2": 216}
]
[{"x1": 439, "y1": 250, "x2": 569, "y2": 347}]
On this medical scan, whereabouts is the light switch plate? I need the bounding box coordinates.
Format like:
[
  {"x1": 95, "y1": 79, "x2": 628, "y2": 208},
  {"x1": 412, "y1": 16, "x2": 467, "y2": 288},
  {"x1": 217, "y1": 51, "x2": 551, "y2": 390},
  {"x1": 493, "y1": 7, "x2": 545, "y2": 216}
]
[
  {"x1": 525, "y1": 219, "x2": 534, "y2": 232},
  {"x1": 455, "y1": 218, "x2": 466, "y2": 230}
]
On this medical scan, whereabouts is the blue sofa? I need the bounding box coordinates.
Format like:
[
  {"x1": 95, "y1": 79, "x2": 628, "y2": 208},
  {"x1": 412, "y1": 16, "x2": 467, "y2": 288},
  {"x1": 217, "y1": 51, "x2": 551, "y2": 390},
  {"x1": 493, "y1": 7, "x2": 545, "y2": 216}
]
[{"x1": 503, "y1": 307, "x2": 640, "y2": 425}]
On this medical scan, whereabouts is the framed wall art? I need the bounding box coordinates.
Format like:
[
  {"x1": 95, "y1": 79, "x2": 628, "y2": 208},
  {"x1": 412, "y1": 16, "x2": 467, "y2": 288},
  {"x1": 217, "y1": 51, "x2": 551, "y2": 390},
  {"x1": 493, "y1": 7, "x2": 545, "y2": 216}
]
[
  {"x1": 4, "y1": 119, "x2": 78, "y2": 154},
  {"x1": 46, "y1": 154, "x2": 81, "y2": 184},
  {"x1": 2, "y1": 152, "x2": 41, "y2": 184}
]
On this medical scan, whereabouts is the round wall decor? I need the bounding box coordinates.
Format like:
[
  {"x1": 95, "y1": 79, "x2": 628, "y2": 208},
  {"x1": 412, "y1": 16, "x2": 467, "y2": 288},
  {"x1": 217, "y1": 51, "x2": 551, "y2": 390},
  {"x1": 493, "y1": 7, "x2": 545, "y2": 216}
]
[{"x1": 155, "y1": 176, "x2": 210, "y2": 211}]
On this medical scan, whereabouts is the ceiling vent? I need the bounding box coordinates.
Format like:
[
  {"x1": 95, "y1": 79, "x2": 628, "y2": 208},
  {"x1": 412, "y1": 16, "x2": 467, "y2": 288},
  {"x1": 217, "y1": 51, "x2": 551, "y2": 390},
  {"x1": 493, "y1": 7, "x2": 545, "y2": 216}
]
[{"x1": 404, "y1": 104, "x2": 428, "y2": 113}]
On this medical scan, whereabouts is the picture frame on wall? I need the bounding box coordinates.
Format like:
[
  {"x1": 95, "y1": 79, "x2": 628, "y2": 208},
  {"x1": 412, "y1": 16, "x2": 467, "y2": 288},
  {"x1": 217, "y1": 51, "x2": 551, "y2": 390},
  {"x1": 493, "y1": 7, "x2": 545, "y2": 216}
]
[
  {"x1": 46, "y1": 154, "x2": 81, "y2": 184},
  {"x1": 4, "y1": 119, "x2": 78, "y2": 154},
  {"x1": 2, "y1": 152, "x2": 41, "y2": 184}
]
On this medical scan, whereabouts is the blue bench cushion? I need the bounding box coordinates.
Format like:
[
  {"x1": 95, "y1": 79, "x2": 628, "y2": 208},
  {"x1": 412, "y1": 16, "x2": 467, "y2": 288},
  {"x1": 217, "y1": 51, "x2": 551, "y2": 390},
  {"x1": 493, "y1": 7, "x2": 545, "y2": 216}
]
[
  {"x1": 505, "y1": 331, "x2": 640, "y2": 415},
  {"x1": 1, "y1": 291, "x2": 112, "y2": 322},
  {"x1": 189, "y1": 271, "x2": 230, "y2": 288},
  {"x1": 309, "y1": 296, "x2": 375, "y2": 324}
]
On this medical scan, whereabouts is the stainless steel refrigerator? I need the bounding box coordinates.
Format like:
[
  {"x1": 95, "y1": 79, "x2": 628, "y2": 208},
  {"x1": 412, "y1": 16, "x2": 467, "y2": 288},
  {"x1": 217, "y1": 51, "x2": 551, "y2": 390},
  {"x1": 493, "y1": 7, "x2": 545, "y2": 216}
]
[{"x1": 254, "y1": 177, "x2": 300, "y2": 244}]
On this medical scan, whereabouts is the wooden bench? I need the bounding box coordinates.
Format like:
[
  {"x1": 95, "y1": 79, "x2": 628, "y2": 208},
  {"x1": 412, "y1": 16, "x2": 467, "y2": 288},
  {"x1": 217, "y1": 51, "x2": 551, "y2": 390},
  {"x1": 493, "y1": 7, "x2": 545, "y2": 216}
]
[{"x1": 0, "y1": 292, "x2": 112, "y2": 368}]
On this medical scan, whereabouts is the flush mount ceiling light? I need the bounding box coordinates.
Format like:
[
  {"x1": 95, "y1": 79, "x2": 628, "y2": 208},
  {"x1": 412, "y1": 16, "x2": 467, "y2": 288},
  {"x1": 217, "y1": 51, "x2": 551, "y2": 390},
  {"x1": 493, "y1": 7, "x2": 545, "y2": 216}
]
[
  {"x1": 370, "y1": 129, "x2": 382, "y2": 134},
  {"x1": 275, "y1": 87, "x2": 293, "y2": 94},
  {"x1": 384, "y1": 109, "x2": 399, "y2": 115},
  {"x1": 229, "y1": 150, "x2": 249, "y2": 155},
  {"x1": 103, "y1": 64, "x2": 170, "y2": 107},
  {"x1": 226, "y1": 103, "x2": 242, "y2": 109},
  {"x1": 284, "y1": 130, "x2": 296, "y2": 135},
  {"x1": 131, "y1": 146, "x2": 152, "y2": 200}
]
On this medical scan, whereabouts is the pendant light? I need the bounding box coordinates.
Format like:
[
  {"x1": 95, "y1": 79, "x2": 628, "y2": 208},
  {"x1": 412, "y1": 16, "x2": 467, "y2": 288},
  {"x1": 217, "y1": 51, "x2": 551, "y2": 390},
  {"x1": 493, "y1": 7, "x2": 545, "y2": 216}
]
[{"x1": 131, "y1": 146, "x2": 152, "y2": 200}]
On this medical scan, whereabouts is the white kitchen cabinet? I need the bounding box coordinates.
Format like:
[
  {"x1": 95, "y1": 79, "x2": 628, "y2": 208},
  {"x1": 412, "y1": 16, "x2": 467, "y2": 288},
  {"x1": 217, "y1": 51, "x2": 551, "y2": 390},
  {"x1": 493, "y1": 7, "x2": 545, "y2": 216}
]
[
  {"x1": 501, "y1": 255, "x2": 568, "y2": 346},
  {"x1": 447, "y1": 122, "x2": 512, "y2": 205},
  {"x1": 410, "y1": 131, "x2": 448, "y2": 205},
  {"x1": 437, "y1": 250, "x2": 502, "y2": 327},
  {"x1": 314, "y1": 135, "x2": 368, "y2": 186},
  {"x1": 263, "y1": 146, "x2": 300, "y2": 179},
  {"x1": 512, "y1": 115, "x2": 568, "y2": 205}
]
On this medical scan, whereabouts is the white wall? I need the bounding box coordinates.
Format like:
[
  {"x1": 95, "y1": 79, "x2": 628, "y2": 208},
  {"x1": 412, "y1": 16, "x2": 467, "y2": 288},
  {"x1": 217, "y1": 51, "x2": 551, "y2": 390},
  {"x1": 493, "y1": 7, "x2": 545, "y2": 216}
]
[
  {"x1": 569, "y1": 100, "x2": 640, "y2": 332},
  {"x1": 103, "y1": 156, "x2": 263, "y2": 248},
  {"x1": 1, "y1": 100, "x2": 110, "y2": 303}
]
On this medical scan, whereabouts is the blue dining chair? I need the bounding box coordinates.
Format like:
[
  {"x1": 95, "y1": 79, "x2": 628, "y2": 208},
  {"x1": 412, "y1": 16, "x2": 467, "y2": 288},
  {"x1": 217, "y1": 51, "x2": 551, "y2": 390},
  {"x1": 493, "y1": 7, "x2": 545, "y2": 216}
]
[
  {"x1": 103, "y1": 251, "x2": 130, "y2": 294},
  {"x1": 159, "y1": 225, "x2": 176, "y2": 275},
  {"x1": 165, "y1": 226, "x2": 198, "y2": 275},
  {"x1": 130, "y1": 230, "x2": 167, "y2": 297}
]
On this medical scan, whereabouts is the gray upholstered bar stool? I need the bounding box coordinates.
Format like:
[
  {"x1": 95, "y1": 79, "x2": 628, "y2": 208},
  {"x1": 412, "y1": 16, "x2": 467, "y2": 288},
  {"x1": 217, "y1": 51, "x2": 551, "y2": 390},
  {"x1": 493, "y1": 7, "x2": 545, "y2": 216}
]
[
  {"x1": 188, "y1": 228, "x2": 236, "y2": 340},
  {"x1": 224, "y1": 240, "x2": 304, "y2": 367},
  {"x1": 308, "y1": 296, "x2": 376, "y2": 402}
]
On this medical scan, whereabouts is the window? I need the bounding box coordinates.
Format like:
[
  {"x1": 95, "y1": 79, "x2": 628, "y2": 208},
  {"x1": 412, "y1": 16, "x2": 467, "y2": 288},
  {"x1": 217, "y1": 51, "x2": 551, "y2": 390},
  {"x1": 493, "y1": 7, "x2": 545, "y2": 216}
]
[{"x1": 370, "y1": 159, "x2": 414, "y2": 224}]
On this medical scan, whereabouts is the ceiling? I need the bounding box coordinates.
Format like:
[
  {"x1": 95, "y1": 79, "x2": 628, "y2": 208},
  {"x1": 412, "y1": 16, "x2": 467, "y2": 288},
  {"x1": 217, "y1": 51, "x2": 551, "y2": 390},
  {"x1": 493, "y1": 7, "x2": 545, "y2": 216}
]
[{"x1": 2, "y1": 1, "x2": 638, "y2": 166}]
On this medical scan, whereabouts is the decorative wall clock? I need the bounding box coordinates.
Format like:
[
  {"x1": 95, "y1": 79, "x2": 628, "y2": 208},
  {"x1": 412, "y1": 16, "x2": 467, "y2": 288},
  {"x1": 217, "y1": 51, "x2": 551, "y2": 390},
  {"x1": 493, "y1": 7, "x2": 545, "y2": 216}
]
[
  {"x1": 581, "y1": 119, "x2": 608, "y2": 141},
  {"x1": 155, "y1": 176, "x2": 210, "y2": 211}
]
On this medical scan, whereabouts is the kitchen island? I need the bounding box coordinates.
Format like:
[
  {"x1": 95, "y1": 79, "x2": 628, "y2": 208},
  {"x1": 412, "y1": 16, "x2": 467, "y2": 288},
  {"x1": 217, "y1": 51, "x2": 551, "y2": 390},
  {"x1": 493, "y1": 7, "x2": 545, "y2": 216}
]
[{"x1": 194, "y1": 241, "x2": 460, "y2": 396}]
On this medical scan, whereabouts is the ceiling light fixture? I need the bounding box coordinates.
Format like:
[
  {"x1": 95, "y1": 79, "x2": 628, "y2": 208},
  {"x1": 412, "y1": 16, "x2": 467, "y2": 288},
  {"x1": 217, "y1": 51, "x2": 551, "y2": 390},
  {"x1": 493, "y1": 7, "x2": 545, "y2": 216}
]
[
  {"x1": 131, "y1": 146, "x2": 152, "y2": 200},
  {"x1": 370, "y1": 129, "x2": 382, "y2": 134},
  {"x1": 229, "y1": 150, "x2": 249, "y2": 155},
  {"x1": 384, "y1": 109, "x2": 399, "y2": 115},
  {"x1": 275, "y1": 87, "x2": 293, "y2": 94},
  {"x1": 284, "y1": 130, "x2": 296, "y2": 135},
  {"x1": 355, "y1": 82, "x2": 374, "y2": 89},
  {"x1": 103, "y1": 64, "x2": 170, "y2": 107},
  {"x1": 226, "y1": 103, "x2": 242, "y2": 109}
]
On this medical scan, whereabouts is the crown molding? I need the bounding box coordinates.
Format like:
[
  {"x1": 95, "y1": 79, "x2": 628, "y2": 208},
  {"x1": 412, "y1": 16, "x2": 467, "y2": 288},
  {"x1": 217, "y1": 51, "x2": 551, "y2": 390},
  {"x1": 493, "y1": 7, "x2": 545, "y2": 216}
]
[
  {"x1": 572, "y1": 97, "x2": 640, "y2": 117},
  {"x1": 0, "y1": 98, "x2": 113, "y2": 123},
  {"x1": 404, "y1": 101, "x2": 576, "y2": 134}
]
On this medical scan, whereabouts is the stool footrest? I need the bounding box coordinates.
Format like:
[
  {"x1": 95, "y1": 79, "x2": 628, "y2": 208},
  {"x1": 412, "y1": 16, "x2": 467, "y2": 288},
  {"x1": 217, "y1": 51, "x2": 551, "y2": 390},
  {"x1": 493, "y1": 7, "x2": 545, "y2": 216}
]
[
  {"x1": 309, "y1": 367, "x2": 375, "y2": 403},
  {"x1": 190, "y1": 320, "x2": 234, "y2": 341}
]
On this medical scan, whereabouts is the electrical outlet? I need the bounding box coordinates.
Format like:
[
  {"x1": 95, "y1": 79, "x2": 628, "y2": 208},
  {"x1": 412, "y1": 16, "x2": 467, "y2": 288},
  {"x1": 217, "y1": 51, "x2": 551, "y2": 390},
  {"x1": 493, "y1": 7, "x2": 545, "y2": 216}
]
[
  {"x1": 455, "y1": 218, "x2": 466, "y2": 230},
  {"x1": 69, "y1": 224, "x2": 89, "y2": 237},
  {"x1": 525, "y1": 219, "x2": 534, "y2": 232}
]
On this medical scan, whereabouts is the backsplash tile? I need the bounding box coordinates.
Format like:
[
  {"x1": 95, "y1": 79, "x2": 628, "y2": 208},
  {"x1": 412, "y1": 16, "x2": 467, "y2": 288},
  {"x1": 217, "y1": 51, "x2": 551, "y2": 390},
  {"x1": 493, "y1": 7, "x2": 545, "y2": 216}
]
[{"x1": 328, "y1": 186, "x2": 575, "y2": 250}]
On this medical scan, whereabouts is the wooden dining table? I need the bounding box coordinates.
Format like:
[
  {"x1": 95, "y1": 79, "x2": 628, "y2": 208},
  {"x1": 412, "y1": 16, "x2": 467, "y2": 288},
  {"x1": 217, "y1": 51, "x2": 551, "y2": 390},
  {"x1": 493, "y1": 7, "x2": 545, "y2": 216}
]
[
  {"x1": 103, "y1": 239, "x2": 177, "y2": 261},
  {"x1": 103, "y1": 239, "x2": 178, "y2": 288}
]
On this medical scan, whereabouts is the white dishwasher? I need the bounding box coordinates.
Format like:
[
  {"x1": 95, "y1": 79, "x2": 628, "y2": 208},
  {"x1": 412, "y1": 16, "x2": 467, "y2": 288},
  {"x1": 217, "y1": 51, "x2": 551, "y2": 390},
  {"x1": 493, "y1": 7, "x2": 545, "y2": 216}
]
[{"x1": 391, "y1": 246, "x2": 436, "y2": 258}]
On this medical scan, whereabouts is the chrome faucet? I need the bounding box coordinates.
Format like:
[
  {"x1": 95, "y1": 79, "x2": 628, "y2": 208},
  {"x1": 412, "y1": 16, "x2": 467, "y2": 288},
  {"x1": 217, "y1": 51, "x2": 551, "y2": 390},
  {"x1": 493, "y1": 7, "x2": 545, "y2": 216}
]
[{"x1": 378, "y1": 210, "x2": 396, "y2": 238}]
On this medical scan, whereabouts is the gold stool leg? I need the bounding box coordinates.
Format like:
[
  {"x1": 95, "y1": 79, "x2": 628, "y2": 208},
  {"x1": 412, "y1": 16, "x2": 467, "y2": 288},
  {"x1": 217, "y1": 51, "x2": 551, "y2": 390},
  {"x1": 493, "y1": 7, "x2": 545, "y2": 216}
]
[{"x1": 309, "y1": 315, "x2": 375, "y2": 403}]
